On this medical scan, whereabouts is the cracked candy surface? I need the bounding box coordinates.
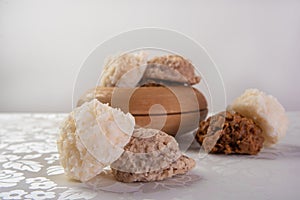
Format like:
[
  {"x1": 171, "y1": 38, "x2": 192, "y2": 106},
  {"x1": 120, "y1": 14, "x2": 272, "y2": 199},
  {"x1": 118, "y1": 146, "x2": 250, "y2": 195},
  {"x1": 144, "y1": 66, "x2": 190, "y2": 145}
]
[
  {"x1": 111, "y1": 128, "x2": 182, "y2": 174},
  {"x1": 111, "y1": 128, "x2": 195, "y2": 182},
  {"x1": 143, "y1": 55, "x2": 200, "y2": 85},
  {"x1": 112, "y1": 155, "x2": 195, "y2": 183},
  {"x1": 196, "y1": 111, "x2": 264, "y2": 155}
]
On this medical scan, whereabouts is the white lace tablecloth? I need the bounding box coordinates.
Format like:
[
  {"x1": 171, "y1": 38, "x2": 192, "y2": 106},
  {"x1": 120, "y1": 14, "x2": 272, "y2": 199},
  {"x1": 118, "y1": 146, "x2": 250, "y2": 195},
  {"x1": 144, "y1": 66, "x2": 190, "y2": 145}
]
[{"x1": 0, "y1": 112, "x2": 299, "y2": 200}]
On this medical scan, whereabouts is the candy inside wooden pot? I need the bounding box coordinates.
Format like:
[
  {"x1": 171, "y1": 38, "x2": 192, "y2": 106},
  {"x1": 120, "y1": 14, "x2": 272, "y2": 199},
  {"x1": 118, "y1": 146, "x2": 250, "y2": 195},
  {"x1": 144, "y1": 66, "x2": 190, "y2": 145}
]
[{"x1": 77, "y1": 86, "x2": 208, "y2": 136}]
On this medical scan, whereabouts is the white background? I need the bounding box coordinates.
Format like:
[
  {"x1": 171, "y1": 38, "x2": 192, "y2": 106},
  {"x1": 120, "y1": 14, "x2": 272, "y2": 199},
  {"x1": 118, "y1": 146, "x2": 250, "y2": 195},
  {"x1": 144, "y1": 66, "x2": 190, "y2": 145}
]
[{"x1": 0, "y1": 0, "x2": 299, "y2": 112}]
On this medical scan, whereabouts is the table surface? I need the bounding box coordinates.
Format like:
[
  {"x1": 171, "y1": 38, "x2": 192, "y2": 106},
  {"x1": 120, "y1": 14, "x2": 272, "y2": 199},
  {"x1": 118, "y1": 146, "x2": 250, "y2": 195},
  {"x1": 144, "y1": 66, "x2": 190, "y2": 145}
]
[{"x1": 0, "y1": 112, "x2": 299, "y2": 200}]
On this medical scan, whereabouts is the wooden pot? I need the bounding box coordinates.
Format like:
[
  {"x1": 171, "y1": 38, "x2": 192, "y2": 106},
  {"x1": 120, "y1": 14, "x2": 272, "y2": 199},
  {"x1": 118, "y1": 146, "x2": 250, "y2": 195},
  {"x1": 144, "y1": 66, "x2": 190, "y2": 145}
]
[{"x1": 77, "y1": 86, "x2": 208, "y2": 136}]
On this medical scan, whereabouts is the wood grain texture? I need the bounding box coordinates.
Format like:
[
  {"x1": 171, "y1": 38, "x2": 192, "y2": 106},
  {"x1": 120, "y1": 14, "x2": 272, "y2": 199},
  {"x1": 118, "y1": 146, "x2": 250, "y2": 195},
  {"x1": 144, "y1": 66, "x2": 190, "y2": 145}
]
[{"x1": 135, "y1": 109, "x2": 208, "y2": 136}]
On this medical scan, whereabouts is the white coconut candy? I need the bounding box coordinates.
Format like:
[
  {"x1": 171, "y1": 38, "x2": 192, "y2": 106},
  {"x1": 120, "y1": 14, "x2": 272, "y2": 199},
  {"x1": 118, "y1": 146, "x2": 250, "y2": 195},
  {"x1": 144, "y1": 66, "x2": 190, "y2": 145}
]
[
  {"x1": 99, "y1": 51, "x2": 147, "y2": 87},
  {"x1": 230, "y1": 88, "x2": 288, "y2": 146},
  {"x1": 57, "y1": 99, "x2": 135, "y2": 182}
]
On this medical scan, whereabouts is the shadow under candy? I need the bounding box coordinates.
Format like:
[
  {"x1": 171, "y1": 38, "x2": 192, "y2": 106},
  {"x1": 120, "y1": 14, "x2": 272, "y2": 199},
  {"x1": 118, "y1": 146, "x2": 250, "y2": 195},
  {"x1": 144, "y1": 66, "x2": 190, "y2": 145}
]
[{"x1": 83, "y1": 169, "x2": 201, "y2": 194}]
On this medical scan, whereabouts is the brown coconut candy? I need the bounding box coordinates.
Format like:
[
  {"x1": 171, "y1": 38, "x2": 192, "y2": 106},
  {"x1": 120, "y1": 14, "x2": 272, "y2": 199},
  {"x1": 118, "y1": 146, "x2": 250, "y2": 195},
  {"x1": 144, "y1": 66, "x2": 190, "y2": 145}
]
[
  {"x1": 111, "y1": 128, "x2": 195, "y2": 182},
  {"x1": 141, "y1": 54, "x2": 201, "y2": 86},
  {"x1": 195, "y1": 111, "x2": 264, "y2": 155}
]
